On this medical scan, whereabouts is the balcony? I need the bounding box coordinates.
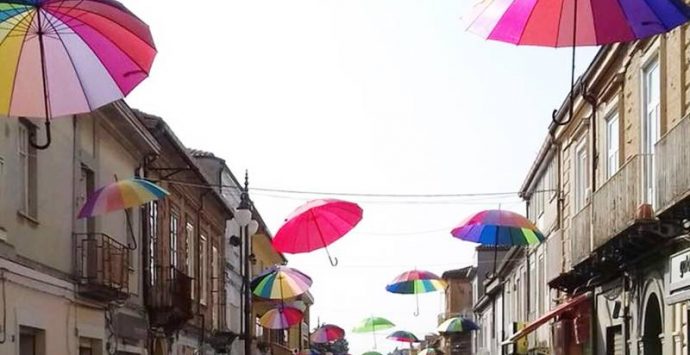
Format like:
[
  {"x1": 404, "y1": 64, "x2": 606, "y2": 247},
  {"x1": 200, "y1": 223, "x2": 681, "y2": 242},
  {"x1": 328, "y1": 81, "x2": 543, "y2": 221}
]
[
  {"x1": 570, "y1": 204, "x2": 591, "y2": 267},
  {"x1": 75, "y1": 233, "x2": 129, "y2": 302},
  {"x1": 656, "y1": 115, "x2": 690, "y2": 218},
  {"x1": 147, "y1": 266, "x2": 193, "y2": 333},
  {"x1": 591, "y1": 154, "x2": 650, "y2": 249}
]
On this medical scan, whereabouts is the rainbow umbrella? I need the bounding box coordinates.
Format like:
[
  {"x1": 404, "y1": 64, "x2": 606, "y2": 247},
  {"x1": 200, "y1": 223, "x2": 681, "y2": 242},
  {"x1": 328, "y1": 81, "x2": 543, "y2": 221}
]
[
  {"x1": 0, "y1": 0, "x2": 156, "y2": 149},
  {"x1": 386, "y1": 330, "x2": 420, "y2": 343},
  {"x1": 273, "y1": 199, "x2": 363, "y2": 266},
  {"x1": 311, "y1": 324, "x2": 346, "y2": 344},
  {"x1": 78, "y1": 179, "x2": 168, "y2": 219},
  {"x1": 353, "y1": 316, "x2": 395, "y2": 349},
  {"x1": 259, "y1": 306, "x2": 303, "y2": 329},
  {"x1": 251, "y1": 265, "x2": 313, "y2": 299},
  {"x1": 436, "y1": 317, "x2": 479, "y2": 333},
  {"x1": 465, "y1": 0, "x2": 690, "y2": 126},
  {"x1": 386, "y1": 270, "x2": 447, "y2": 316},
  {"x1": 451, "y1": 209, "x2": 544, "y2": 273}
]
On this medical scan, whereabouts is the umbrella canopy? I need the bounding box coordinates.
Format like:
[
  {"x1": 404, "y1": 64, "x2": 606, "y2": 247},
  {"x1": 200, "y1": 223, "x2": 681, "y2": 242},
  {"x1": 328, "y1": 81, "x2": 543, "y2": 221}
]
[
  {"x1": 0, "y1": 0, "x2": 156, "y2": 148},
  {"x1": 273, "y1": 199, "x2": 363, "y2": 266},
  {"x1": 451, "y1": 209, "x2": 544, "y2": 246},
  {"x1": 78, "y1": 179, "x2": 168, "y2": 218},
  {"x1": 352, "y1": 317, "x2": 395, "y2": 333},
  {"x1": 386, "y1": 330, "x2": 419, "y2": 343},
  {"x1": 437, "y1": 317, "x2": 480, "y2": 333},
  {"x1": 362, "y1": 352, "x2": 382, "y2": 355},
  {"x1": 259, "y1": 306, "x2": 303, "y2": 329},
  {"x1": 386, "y1": 270, "x2": 447, "y2": 316},
  {"x1": 251, "y1": 265, "x2": 313, "y2": 299},
  {"x1": 311, "y1": 324, "x2": 346, "y2": 344},
  {"x1": 465, "y1": 0, "x2": 690, "y2": 47}
]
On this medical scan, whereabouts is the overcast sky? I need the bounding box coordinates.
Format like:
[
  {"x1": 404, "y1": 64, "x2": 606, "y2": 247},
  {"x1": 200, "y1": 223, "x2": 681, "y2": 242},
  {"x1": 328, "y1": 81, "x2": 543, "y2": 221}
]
[{"x1": 122, "y1": 1, "x2": 597, "y2": 353}]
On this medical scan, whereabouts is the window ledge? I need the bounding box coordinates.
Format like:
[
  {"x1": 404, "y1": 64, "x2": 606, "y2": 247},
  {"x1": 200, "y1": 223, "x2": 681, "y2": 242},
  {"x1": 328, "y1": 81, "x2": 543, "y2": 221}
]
[{"x1": 17, "y1": 211, "x2": 39, "y2": 226}]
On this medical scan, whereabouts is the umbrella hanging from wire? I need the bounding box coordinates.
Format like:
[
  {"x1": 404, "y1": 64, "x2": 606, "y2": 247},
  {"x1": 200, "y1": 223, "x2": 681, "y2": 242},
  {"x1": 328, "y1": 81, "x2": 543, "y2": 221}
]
[
  {"x1": 259, "y1": 305, "x2": 304, "y2": 329},
  {"x1": 465, "y1": 0, "x2": 690, "y2": 126},
  {"x1": 0, "y1": 0, "x2": 156, "y2": 149},
  {"x1": 273, "y1": 199, "x2": 363, "y2": 266},
  {"x1": 352, "y1": 316, "x2": 395, "y2": 349},
  {"x1": 451, "y1": 209, "x2": 544, "y2": 275},
  {"x1": 251, "y1": 265, "x2": 313, "y2": 299},
  {"x1": 311, "y1": 324, "x2": 346, "y2": 344},
  {"x1": 387, "y1": 330, "x2": 420, "y2": 353},
  {"x1": 437, "y1": 317, "x2": 480, "y2": 333},
  {"x1": 385, "y1": 270, "x2": 447, "y2": 316},
  {"x1": 78, "y1": 178, "x2": 168, "y2": 218}
]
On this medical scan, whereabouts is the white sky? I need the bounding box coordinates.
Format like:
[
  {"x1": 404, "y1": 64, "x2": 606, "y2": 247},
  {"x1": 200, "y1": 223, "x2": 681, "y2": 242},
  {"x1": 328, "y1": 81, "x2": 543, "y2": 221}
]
[{"x1": 122, "y1": 1, "x2": 597, "y2": 354}]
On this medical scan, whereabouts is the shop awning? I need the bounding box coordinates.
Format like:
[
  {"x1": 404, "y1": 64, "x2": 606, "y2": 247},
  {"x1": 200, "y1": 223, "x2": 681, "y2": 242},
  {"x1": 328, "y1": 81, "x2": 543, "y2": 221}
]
[{"x1": 507, "y1": 292, "x2": 591, "y2": 343}]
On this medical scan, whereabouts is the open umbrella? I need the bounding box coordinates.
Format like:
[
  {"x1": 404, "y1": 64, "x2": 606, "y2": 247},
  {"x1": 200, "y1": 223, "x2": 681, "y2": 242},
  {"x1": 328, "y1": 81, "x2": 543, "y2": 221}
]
[
  {"x1": 0, "y1": 0, "x2": 156, "y2": 149},
  {"x1": 465, "y1": 0, "x2": 690, "y2": 126},
  {"x1": 273, "y1": 199, "x2": 363, "y2": 266},
  {"x1": 385, "y1": 270, "x2": 447, "y2": 316},
  {"x1": 362, "y1": 352, "x2": 382, "y2": 355},
  {"x1": 259, "y1": 305, "x2": 304, "y2": 329},
  {"x1": 311, "y1": 324, "x2": 346, "y2": 344},
  {"x1": 451, "y1": 209, "x2": 544, "y2": 273},
  {"x1": 251, "y1": 265, "x2": 313, "y2": 299},
  {"x1": 352, "y1": 316, "x2": 395, "y2": 349},
  {"x1": 78, "y1": 178, "x2": 168, "y2": 218},
  {"x1": 387, "y1": 330, "x2": 419, "y2": 353},
  {"x1": 436, "y1": 317, "x2": 479, "y2": 333}
]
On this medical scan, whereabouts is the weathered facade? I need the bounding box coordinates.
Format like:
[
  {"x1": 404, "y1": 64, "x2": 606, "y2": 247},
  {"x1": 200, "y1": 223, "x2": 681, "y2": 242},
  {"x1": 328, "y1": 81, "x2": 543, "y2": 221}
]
[{"x1": 439, "y1": 266, "x2": 475, "y2": 355}]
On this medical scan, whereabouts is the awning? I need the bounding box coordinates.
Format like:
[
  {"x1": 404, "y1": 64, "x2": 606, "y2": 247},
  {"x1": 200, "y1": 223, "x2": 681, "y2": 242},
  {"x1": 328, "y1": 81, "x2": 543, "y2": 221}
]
[{"x1": 507, "y1": 292, "x2": 592, "y2": 343}]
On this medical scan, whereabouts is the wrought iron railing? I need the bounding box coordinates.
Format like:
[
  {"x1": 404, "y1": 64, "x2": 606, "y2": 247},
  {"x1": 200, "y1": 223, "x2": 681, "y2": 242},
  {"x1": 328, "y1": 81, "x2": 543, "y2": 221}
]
[
  {"x1": 75, "y1": 233, "x2": 129, "y2": 301},
  {"x1": 147, "y1": 265, "x2": 193, "y2": 327}
]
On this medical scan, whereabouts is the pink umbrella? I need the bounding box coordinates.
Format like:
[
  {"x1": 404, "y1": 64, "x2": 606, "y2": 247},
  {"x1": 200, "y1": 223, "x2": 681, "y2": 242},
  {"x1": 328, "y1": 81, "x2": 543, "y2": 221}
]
[{"x1": 273, "y1": 199, "x2": 363, "y2": 266}]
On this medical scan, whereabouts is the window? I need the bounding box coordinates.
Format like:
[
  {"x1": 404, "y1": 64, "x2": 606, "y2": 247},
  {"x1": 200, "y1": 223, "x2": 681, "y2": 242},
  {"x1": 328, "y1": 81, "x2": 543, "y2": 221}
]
[
  {"x1": 538, "y1": 253, "x2": 545, "y2": 315},
  {"x1": 606, "y1": 325, "x2": 623, "y2": 355},
  {"x1": 147, "y1": 201, "x2": 158, "y2": 286},
  {"x1": 529, "y1": 256, "x2": 536, "y2": 317},
  {"x1": 186, "y1": 222, "x2": 195, "y2": 299},
  {"x1": 643, "y1": 57, "x2": 660, "y2": 206},
  {"x1": 18, "y1": 121, "x2": 37, "y2": 218},
  {"x1": 574, "y1": 139, "x2": 588, "y2": 211},
  {"x1": 605, "y1": 111, "x2": 620, "y2": 179},
  {"x1": 212, "y1": 245, "x2": 219, "y2": 329},
  {"x1": 169, "y1": 211, "x2": 179, "y2": 272},
  {"x1": 200, "y1": 234, "x2": 208, "y2": 305},
  {"x1": 20, "y1": 326, "x2": 44, "y2": 355},
  {"x1": 547, "y1": 158, "x2": 557, "y2": 198}
]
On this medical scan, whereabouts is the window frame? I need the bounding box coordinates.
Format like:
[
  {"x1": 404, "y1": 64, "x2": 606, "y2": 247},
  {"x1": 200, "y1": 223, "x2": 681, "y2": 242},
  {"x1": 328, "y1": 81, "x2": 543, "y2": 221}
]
[
  {"x1": 574, "y1": 138, "x2": 588, "y2": 212},
  {"x1": 186, "y1": 222, "x2": 195, "y2": 300},
  {"x1": 605, "y1": 110, "x2": 620, "y2": 180},
  {"x1": 17, "y1": 120, "x2": 37, "y2": 219},
  {"x1": 200, "y1": 233, "x2": 208, "y2": 305}
]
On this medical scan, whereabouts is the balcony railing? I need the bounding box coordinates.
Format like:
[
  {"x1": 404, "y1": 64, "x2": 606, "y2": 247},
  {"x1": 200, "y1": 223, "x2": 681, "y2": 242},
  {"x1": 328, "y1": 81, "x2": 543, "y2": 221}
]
[
  {"x1": 75, "y1": 233, "x2": 129, "y2": 302},
  {"x1": 147, "y1": 266, "x2": 193, "y2": 332},
  {"x1": 656, "y1": 115, "x2": 690, "y2": 216},
  {"x1": 570, "y1": 204, "x2": 591, "y2": 267},
  {"x1": 591, "y1": 154, "x2": 647, "y2": 250}
]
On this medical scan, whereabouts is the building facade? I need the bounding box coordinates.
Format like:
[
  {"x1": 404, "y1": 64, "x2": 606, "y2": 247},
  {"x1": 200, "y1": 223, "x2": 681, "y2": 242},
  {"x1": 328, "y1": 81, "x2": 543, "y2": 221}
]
[{"x1": 439, "y1": 266, "x2": 475, "y2": 355}]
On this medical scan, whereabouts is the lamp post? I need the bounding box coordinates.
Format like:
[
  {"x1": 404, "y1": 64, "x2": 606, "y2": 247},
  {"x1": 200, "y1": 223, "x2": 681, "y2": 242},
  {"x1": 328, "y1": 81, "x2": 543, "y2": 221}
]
[{"x1": 235, "y1": 172, "x2": 259, "y2": 355}]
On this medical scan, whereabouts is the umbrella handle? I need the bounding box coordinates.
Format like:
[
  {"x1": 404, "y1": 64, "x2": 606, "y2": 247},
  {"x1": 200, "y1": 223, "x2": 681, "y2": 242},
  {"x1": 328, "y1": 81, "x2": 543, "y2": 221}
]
[
  {"x1": 29, "y1": 119, "x2": 52, "y2": 150},
  {"x1": 328, "y1": 255, "x2": 339, "y2": 267},
  {"x1": 414, "y1": 292, "x2": 420, "y2": 317}
]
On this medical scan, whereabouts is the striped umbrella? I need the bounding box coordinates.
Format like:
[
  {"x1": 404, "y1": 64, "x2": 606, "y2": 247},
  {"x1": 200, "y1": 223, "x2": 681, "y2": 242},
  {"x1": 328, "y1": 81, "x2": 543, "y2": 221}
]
[
  {"x1": 437, "y1": 317, "x2": 479, "y2": 333},
  {"x1": 451, "y1": 209, "x2": 544, "y2": 273},
  {"x1": 78, "y1": 178, "x2": 168, "y2": 218},
  {"x1": 251, "y1": 265, "x2": 312, "y2": 299},
  {"x1": 386, "y1": 270, "x2": 447, "y2": 316},
  {"x1": 259, "y1": 306, "x2": 303, "y2": 329},
  {"x1": 0, "y1": 0, "x2": 156, "y2": 149},
  {"x1": 311, "y1": 324, "x2": 346, "y2": 344}
]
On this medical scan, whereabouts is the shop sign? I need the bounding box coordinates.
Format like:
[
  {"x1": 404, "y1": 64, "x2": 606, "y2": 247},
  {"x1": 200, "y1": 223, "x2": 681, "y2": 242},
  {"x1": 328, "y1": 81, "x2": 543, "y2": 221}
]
[{"x1": 668, "y1": 249, "x2": 690, "y2": 303}]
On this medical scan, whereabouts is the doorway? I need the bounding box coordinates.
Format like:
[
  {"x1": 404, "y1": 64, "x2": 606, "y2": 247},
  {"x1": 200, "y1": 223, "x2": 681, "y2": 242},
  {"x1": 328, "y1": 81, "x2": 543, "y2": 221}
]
[{"x1": 643, "y1": 293, "x2": 663, "y2": 355}]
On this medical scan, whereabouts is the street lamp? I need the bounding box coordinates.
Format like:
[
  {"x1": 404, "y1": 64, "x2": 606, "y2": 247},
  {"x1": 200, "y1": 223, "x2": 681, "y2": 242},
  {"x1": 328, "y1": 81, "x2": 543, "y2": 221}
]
[{"x1": 235, "y1": 172, "x2": 259, "y2": 355}]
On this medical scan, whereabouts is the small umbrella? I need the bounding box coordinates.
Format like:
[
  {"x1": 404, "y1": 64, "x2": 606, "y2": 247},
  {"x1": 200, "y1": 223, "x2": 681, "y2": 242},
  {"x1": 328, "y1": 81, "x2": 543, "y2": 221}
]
[
  {"x1": 259, "y1": 306, "x2": 303, "y2": 329},
  {"x1": 386, "y1": 330, "x2": 420, "y2": 343},
  {"x1": 78, "y1": 178, "x2": 169, "y2": 218},
  {"x1": 0, "y1": 0, "x2": 156, "y2": 149},
  {"x1": 386, "y1": 270, "x2": 447, "y2": 316},
  {"x1": 451, "y1": 209, "x2": 544, "y2": 273},
  {"x1": 464, "y1": 0, "x2": 690, "y2": 127},
  {"x1": 418, "y1": 348, "x2": 441, "y2": 355},
  {"x1": 273, "y1": 199, "x2": 363, "y2": 266},
  {"x1": 311, "y1": 324, "x2": 346, "y2": 344},
  {"x1": 437, "y1": 317, "x2": 480, "y2": 333},
  {"x1": 352, "y1": 316, "x2": 395, "y2": 349},
  {"x1": 251, "y1": 265, "x2": 313, "y2": 299}
]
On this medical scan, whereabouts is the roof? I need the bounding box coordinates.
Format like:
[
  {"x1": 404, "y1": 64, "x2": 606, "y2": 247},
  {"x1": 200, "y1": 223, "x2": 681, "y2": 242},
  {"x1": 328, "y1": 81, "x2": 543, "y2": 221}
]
[
  {"x1": 442, "y1": 266, "x2": 476, "y2": 280},
  {"x1": 188, "y1": 148, "x2": 220, "y2": 159}
]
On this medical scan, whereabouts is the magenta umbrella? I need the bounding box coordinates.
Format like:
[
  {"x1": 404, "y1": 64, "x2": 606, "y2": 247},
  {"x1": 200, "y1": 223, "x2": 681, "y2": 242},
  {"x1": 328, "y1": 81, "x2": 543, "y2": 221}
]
[{"x1": 273, "y1": 199, "x2": 363, "y2": 266}]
